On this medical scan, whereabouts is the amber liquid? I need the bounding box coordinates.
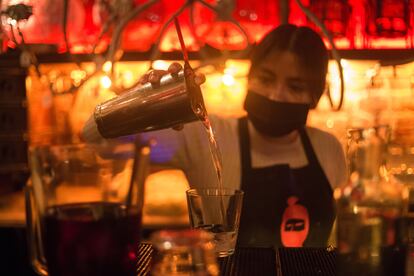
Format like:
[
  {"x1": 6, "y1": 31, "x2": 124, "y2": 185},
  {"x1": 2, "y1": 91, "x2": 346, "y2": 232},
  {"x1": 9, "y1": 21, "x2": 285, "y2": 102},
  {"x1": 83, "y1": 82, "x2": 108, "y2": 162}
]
[
  {"x1": 43, "y1": 202, "x2": 142, "y2": 276},
  {"x1": 199, "y1": 114, "x2": 227, "y2": 225},
  {"x1": 186, "y1": 60, "x2": 227, "y2": 225},
  {"x1": 201, "y1": 116, "x2": 223, "y2": 187}
]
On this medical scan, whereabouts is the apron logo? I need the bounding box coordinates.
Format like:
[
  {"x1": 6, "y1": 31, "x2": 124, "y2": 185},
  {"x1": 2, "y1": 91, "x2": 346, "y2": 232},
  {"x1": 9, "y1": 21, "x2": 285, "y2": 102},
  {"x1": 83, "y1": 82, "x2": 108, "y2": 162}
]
[{"x1": 280, "y1": 196, "x2": 309, "y2": 247}]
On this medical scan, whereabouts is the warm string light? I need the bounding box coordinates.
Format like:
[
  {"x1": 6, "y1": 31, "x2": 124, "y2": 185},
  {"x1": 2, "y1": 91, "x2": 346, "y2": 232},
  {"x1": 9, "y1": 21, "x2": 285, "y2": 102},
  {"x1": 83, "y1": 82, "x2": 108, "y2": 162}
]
[
  {"x1": 102, "y1": 61, "x2": 113, "y2": 73},
  {"x1": 98, "y1": 61, "x2": 113, "y2": 89},
  {"x1": 27, "y1": 58, "x2": 414, "y2": 146},
  {"x1": 100, "y1": 75, "x2": 112, "y2": 89},
  {"x1": 4, "y1": 0, "x2": 413, "y2": 121},
  {"x1": 152, "y1": 60, "x2": 170, "y2": 70},
  {"x1": 221, "y1": 72, "x2": 235, "y2": 87},
  {"x1": 70, "y1": 69, "x2": 86, "y2": 86},
  {"x1": 196, "y1": 60, "x2": 248, "y2": 117}
]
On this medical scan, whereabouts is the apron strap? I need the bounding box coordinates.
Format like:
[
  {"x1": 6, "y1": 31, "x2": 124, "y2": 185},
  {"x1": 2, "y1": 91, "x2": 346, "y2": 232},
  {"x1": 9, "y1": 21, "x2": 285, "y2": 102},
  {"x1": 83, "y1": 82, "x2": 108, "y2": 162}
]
[
  {"x1": 298, "y1": 128, "x2": 320, "y2": 168},
  {"x1": 297, "y1": 127, "x2": 333, "y2": 196}
]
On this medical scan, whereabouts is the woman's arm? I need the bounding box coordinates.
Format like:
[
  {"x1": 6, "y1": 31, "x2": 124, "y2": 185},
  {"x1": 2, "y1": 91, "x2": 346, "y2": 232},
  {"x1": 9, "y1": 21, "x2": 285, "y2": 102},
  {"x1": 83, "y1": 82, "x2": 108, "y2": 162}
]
[{"x1": 82, "y1": 63, "x2": 205, "y2": 142}]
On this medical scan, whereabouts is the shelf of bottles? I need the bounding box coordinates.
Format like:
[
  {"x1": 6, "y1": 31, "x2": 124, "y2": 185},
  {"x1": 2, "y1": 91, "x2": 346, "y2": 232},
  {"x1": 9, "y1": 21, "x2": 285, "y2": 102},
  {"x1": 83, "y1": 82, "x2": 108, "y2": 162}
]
[{"x1": 1, "y1": 0, "x2": 413, "y2": 53}]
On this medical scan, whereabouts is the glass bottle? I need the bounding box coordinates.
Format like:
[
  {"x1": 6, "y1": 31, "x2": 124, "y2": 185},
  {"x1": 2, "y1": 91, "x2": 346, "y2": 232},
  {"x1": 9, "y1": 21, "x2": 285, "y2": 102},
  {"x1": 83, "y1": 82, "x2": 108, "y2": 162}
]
[
  {"x1": 308, "y1": 0, "x2": 354, "y2": 48},
  {"x1": 336, "y1": 126, "x2": 407, "y2": 276},
  {"x1": 363, "y1": 0, "x2": 412, "y2": 49},
  {"x1": 150, "y1": 229, "x2": 219, "y2": 276}
]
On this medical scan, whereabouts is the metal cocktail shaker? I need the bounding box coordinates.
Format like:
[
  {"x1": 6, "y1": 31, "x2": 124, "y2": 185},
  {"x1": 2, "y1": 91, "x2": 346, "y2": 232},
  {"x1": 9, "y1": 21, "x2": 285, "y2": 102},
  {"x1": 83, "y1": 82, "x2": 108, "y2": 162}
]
[{"x1": 83, "y1": 68, "x2": 206, "y2": 141}]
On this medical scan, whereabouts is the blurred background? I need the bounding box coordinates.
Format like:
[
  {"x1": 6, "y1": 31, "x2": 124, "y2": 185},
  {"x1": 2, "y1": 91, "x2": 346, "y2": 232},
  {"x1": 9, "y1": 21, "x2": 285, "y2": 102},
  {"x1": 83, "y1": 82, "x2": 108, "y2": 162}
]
[{"x1": 0, "y1": 0, "x2": 414, "y2": 274}]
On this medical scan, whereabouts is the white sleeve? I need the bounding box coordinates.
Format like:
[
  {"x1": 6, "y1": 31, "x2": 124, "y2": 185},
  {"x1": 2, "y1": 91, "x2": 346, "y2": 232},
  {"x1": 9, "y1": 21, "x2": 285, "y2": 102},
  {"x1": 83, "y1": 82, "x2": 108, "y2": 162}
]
[
  {"x1": 141, "y1": 116, "x2": 241, "y2": 190},
  {"x1": 308, "y1": 128, "x2": 348, "y2": 190},
  {"x1": 328, "y1": 137, "x2": 348, "y2": 190},
  {"x1": 139, "y1": 124, "x2": 197, "y2": 171}
]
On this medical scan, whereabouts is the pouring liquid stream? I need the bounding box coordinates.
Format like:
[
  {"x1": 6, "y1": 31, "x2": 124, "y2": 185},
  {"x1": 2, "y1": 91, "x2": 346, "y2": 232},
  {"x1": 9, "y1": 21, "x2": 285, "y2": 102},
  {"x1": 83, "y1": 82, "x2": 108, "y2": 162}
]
[
  {"x1": 194, "y1": 100, "x2": 227, "y2": 227},
  {"x1": 182, "y1": 64, "x2": 227, "y2": 226},
  {"x1": 175, "y1": 17, "x2": 227, "y2": 227}
]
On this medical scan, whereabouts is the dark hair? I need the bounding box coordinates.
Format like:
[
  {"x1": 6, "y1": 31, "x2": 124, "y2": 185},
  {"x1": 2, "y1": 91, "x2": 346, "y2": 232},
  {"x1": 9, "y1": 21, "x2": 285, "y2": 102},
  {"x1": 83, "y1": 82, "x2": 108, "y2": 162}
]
[{"x1": 248, "y1": 24, "x2": 329, "y2": 107}]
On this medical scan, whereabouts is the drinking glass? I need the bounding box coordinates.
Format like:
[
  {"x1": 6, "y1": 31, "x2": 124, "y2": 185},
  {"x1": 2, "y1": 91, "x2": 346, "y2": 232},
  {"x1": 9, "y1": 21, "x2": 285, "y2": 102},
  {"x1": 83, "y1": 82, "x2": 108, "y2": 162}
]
[
  {"x1": 26, "y1": 141, "x2": 150, "y2": 276},
  {"x1": 186, "y1": 188, "x2": 243, "y2": 257}
]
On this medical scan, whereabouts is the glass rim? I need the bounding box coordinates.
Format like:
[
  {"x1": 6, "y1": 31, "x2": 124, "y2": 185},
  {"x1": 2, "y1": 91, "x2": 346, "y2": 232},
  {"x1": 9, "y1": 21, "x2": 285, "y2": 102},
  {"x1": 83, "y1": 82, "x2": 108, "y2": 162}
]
[{"x1": 186, "y1": 188, "x2": 243, "y2": 196}]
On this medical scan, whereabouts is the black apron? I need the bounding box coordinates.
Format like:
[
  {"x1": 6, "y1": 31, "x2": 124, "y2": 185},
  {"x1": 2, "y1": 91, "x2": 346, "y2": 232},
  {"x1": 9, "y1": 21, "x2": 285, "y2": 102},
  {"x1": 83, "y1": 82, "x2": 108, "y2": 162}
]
[{"x1": 237, "y1": 117, "x2": 336, "y2": 248}]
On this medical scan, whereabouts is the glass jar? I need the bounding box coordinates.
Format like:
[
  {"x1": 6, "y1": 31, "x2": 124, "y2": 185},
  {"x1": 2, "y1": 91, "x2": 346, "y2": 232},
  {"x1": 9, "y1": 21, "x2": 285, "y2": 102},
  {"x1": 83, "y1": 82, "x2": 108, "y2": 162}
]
[
  {"x1": 335, "y1": 126, "x2": 407, "y2": 276},
  {"x1": 150, "y1": 229, "x2": 219, "y2": 276}
]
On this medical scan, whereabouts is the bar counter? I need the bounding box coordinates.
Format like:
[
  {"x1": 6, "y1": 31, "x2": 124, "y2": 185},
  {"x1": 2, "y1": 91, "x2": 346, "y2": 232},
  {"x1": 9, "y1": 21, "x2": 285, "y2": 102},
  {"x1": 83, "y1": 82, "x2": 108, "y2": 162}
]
[
  {"x1": 136, "y1": 243, "x2": 337, "y2": 276},
  {"x1": 1, "y1": 192, "x2": 411, "y2": 275}
]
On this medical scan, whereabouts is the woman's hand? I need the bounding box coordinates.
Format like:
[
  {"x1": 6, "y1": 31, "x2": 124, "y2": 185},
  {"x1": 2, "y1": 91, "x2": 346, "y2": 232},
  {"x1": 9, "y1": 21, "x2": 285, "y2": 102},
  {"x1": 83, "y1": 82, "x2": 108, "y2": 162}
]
[{"x1": 139, "y1": 62, "x2": 206, "y2": 86}]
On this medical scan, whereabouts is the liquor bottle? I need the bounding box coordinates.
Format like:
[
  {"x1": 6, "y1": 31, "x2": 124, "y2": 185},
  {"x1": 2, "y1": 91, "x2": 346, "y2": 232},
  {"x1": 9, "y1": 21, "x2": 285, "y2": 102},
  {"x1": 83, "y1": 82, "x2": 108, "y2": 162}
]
[{"x1": 336, "y1": 126, "x2": 406, "y2": 276}]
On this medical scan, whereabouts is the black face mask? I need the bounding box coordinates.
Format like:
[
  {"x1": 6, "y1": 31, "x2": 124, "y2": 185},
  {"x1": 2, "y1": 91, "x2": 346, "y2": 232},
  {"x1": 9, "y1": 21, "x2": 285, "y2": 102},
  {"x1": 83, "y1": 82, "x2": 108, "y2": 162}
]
[{"x1": 244, "y1": 91, "x2": 310, "y2": 137}]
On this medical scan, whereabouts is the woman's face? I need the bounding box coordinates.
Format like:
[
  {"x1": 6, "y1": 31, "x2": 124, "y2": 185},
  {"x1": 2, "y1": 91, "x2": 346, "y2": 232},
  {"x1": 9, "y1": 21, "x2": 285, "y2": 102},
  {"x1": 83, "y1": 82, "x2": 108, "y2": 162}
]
[{"x1": 248, "y1": 51, "x2": 314, "y2": 105}]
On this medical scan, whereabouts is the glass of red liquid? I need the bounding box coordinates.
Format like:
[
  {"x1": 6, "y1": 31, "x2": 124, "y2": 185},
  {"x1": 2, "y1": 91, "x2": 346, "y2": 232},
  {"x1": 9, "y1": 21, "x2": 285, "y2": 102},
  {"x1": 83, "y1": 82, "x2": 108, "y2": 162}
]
[{"x1": 27, "y1": 141, "x2": 150, "y2": 276}]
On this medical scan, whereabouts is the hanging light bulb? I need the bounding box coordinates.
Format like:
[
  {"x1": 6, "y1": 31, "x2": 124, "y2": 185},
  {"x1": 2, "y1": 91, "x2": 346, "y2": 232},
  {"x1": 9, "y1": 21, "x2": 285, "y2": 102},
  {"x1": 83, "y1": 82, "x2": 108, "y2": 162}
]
[
  {"x1": 199, "y1": 59, "x2": 248, "y2": 117},
  {"x1": 152, "y1": 60, "x2": 169, "y2": 70},
  {"x1": 70, "y1": 69, "x2": 87, "y2": 86},
  {"x1": 100, "y1": 75, "x2": 112, "y2": 89},
  {"x1": 222, "y1": 72, "x2": 235, "y2": 86},
  {"x1": 102, "y1": 61, "x2": 112, "y2": 74}
]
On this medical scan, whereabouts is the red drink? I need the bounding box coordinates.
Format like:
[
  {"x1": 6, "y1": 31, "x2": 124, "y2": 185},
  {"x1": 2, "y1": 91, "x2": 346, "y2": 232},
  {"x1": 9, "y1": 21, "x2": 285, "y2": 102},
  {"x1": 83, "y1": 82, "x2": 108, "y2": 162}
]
[{"x1": 43, "y1": 202, "x2": 142, "y2": 276}]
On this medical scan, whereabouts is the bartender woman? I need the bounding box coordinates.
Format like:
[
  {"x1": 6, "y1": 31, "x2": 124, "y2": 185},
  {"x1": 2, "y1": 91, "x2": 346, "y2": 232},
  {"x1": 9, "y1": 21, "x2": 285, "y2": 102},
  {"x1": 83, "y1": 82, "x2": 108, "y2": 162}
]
[{"x1": 86, "y1": 24, "x2": 347, "y2": 248}]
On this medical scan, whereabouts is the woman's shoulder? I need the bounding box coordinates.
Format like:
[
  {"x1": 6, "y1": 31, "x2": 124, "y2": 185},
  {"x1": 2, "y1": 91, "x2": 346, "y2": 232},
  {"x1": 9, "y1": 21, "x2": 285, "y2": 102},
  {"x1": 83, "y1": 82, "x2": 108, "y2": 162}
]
[
  {"x1": 305, "y1": 126, "x2": 347, "y2": 189},
  {"x1": 305, "y1": 126, "x2": 342, "y2": 148}
]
